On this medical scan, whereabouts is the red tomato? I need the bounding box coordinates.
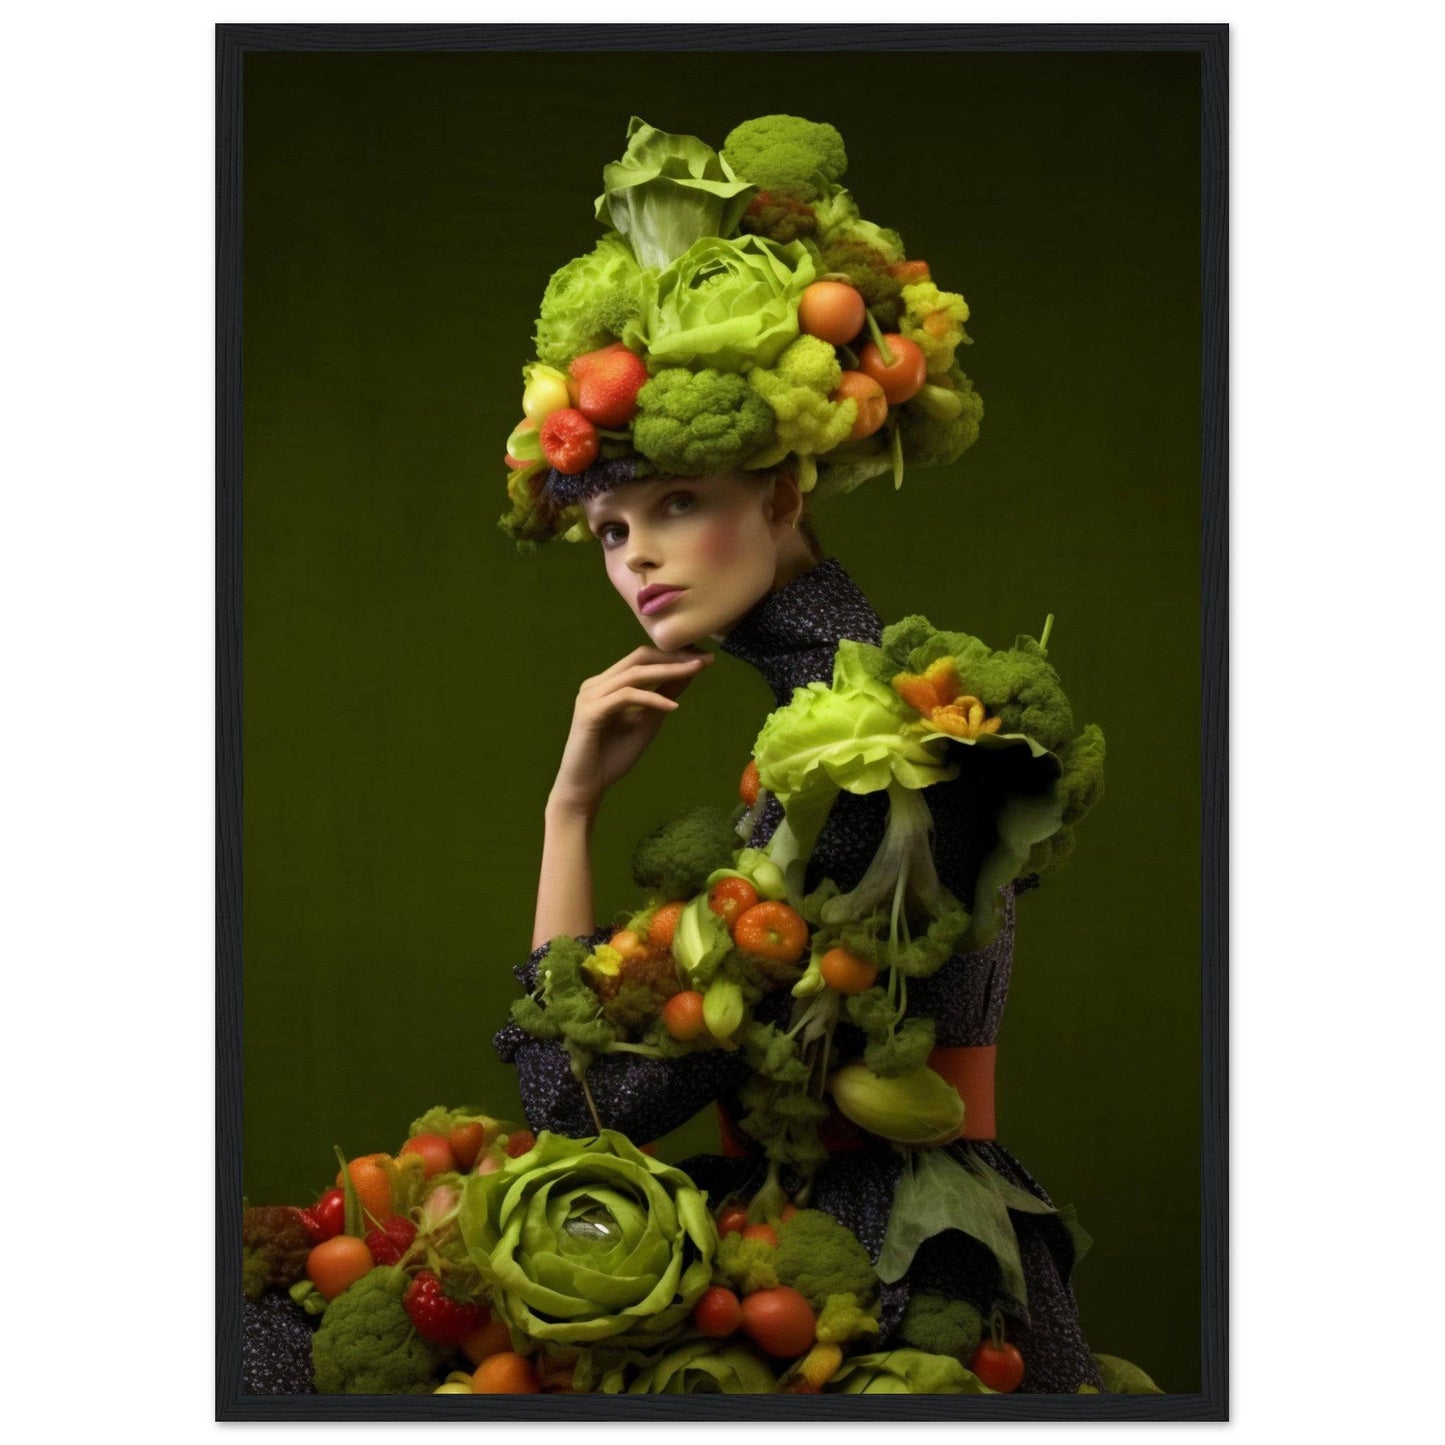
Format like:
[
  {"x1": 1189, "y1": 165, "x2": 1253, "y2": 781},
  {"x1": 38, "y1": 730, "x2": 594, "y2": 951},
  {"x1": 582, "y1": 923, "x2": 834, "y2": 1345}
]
[
  {"x1": 970, "y1": 1339, "x2": 1025, "y2": 1393},
  {"x1": 709, "y1": 876, "x2": 760, "y2": 929},
  {"x1": 399, "y1": 1132, "x2": 457, "y2": 1179},
  {"x1": 692, "y1": 1285, "x2": 743, "y2": 1338},
  {"x1": 716, "y1": 1204, "x2": 750, "y2": 1237},
  {"x1": 732, "y1": 901, "x2": 809, "y2": 965},
  {"x1": 859, "y1": 335, "x2": 927, "y2": 405},
  {"x1": 538, "y1": 407, "x2": 599, "y2": 475},
  {"x1": 741, "y1": 1223, "x2": 779, "y2": 1248},
  {"x1": 662, "y1": 989, "x2": 707, "y2": 1042},
  {"x1": 740, "y1": 1286, "x2": 817, "y2": 1358}
]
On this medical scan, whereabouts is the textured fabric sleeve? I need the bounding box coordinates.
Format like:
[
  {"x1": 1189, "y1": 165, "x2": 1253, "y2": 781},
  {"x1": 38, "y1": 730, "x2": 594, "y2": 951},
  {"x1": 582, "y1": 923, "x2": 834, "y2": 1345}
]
[{"x1": 492, "y1": 931, "x2": 755, "y2": 1142}]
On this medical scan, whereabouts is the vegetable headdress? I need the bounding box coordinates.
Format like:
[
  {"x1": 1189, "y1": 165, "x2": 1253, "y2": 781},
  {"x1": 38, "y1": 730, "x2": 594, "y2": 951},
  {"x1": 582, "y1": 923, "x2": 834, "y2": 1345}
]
[{"x1": 500, "y1": 114, "x2": 984, "y2": 549}]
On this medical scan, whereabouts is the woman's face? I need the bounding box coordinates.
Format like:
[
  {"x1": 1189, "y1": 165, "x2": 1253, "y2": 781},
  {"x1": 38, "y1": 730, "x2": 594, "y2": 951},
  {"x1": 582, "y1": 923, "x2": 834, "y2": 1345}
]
[{"x1": 582, "y1": 472, "x2": 798, "y2": 649}]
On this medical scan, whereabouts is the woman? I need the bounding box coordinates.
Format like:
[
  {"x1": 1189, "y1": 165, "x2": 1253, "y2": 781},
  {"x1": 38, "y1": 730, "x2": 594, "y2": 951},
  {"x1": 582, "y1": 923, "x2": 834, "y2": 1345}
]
[{"x1": 494, "y1": 459, "x2": 1103, "y2": 1391}]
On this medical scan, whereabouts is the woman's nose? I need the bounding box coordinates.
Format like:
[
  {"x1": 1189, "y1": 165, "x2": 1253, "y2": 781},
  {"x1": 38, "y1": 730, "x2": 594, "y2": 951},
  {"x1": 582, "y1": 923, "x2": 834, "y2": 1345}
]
[{"x1": 625, "y1": 529, "x2": 660, "y2": 572}]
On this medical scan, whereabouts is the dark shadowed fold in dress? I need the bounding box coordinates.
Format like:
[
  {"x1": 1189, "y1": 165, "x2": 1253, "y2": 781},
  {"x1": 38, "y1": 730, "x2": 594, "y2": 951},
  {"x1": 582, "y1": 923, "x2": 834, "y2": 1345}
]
[{"x1": 494, "y1": 558, "x2": 1102, "y2": 1392}]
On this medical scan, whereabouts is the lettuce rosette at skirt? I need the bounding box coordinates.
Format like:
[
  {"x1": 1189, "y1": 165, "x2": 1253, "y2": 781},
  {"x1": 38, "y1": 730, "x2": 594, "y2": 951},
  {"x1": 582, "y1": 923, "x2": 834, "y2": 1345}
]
[{"x1": 457, "y1": 1130, "x2": 717, "y2": 1348}]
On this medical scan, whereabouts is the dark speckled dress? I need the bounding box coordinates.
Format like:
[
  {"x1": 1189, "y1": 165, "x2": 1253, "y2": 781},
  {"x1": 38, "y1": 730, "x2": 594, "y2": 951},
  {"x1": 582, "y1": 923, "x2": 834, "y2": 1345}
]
[{"x1": 494, "y1": 558, "x2": 1102, "y2": 1393}]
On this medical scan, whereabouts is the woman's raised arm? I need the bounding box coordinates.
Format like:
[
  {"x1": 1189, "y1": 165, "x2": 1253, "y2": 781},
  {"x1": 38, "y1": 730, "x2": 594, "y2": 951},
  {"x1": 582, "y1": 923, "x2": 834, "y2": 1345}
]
[{"x1": 531, "y1": 644, "x2": 713, "y2": 950}]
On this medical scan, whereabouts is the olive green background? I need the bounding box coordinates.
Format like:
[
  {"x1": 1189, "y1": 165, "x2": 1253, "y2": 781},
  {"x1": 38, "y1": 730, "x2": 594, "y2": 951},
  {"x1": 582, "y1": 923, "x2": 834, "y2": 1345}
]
[{"x1": 241, "y1": 49, "x2": 1202, "y2": 1391}]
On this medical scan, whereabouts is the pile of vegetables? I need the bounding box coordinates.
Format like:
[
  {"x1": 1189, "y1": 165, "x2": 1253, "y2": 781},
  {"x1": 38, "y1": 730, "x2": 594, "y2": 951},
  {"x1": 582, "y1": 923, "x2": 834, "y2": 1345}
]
[
  {"x1": 499, "y1": 114, "x2": 985, "y2": 549},
  {"x1": 247, "y1": 1113, "x2": 1098, "y2": 1396}
]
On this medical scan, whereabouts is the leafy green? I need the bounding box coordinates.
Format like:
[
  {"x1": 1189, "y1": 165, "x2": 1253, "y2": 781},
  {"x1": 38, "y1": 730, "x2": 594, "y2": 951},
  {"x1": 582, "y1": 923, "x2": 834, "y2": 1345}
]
[
  {"x1": 457, "y1": 1130, "x2": 717, "y2": 1348},
  {"x1": 1094, "y1": 1353, "x2": 1165, "y2": 1394},
  {"x1": 532, "y1": 232, "x2": 648, "y2": 368},
  {"x1": 618, "y1": 1339, "x2": 778, "y2": 1394},
  {"x1": 638, "y1": 234, "x2": 815, "y2": 373},
  {"x1": 876, "y1": 1147, "x2": 1067, "y2": 1307},
  {"x1": 825, "y1": 1348, "x2": 995, "y2": 1394},
  {"x1": 594, "y1": 116, "x2": 756, "y2": 272}
]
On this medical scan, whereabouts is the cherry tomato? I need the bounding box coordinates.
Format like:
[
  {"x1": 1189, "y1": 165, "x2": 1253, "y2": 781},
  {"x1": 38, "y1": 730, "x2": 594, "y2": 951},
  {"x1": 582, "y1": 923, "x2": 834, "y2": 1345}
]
[
  {"x1": 819, "y1": 946, "x2": 879, "y2": 995},
  {"x1": 399, "y1": 1132, "x2": 457, "y2": 1178},
  {"x1": 709, "y1": 876, "x2": 760, "y2": 929},
  {"x1": 717, "y1": 1204, "x2": 750, "y2": 1237},
  {"x1": 692, "y1": 1285, "x2": 744, "y2": 1338},
  {"x1": 971, "y1": 1339, "x2": 1026, "y2": 1393},
  {"x1": 461, "y1": 1316, "x2": 514, "y2": 1365},
  {"x1": 447, "y1": 1122, "x2": 487, "y2": 1173},
  {"x1": 739, "y1": 758, "x2": 761, "y2": 807},
  {"x1": 797, "y1": 280, "x2": 866, "y2": 346},
  {"x1": 732, "y1": 901, "x2": 809, "y2": 965},
  {"x1": 308, "y1": 1187, "x2": 346, "y2": 1241},
  {"x1": 609, "y1": 928, "x2": 646, "y2": 960},
  {"x1": 740, "y1": 1285, "x2": 817, "y2": 1359},
  {"x1": 472, "y1": 1351, "x2": 541, "y2": 1394},
  {"x1": 647, "y1": 901, "x2": 687, "y2": 950},
  {"x1": 306, "y1": 1235, "x2": 374, "y2": 1300},
  {"x1": 831, "y1": 371, "x2": 888, "y2": 441},
  {"x1": 741, "y1": 1223, "x2": 779, "y2": 1248},
  {"x1": 662, "y1": 989, "x2": 708, "y2": 1041},
  {"x1": 859, "y1": 335, "x2": 927, "y2": 405}
]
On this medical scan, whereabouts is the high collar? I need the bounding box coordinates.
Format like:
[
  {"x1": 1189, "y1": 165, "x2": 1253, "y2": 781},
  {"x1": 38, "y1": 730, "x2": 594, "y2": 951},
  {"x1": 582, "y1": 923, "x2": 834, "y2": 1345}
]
[{"x1": 719, "y1": 557, "x2": 883, "y2": 707}]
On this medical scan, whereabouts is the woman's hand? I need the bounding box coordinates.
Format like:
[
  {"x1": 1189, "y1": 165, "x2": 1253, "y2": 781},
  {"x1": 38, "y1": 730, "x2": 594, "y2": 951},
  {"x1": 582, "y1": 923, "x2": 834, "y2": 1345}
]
[{"x1": 549, "y1": 645, "x2": 714, "y2": 815}]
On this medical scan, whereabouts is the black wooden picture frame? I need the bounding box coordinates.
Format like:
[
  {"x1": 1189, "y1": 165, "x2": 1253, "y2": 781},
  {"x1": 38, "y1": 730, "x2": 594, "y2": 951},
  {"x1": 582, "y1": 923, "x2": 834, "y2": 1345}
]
[{"x1": 217, "y1": 20, "x2": 1226, "y2": 1422}]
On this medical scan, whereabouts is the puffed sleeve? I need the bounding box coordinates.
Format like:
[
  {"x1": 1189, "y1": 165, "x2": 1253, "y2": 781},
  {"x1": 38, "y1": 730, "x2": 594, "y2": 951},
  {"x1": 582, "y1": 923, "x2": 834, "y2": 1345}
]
[{"x1": 492, "y1": 932, "x2": 755, "y2": 1142}]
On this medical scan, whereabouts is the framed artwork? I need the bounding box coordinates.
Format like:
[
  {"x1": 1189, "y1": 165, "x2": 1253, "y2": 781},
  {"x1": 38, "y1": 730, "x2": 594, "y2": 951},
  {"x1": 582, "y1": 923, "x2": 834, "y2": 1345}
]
[{"x1": 218, "y1": 22, "x2": 1226, "y2": 1421}]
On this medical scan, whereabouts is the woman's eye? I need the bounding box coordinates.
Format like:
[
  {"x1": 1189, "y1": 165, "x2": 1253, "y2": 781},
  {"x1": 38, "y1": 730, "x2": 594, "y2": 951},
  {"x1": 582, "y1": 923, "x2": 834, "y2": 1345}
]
[
  {"x1": 598, "y1": 524, "x2": 625, "y2": 545},
  {"x1": 666, "y1": 493, "x2": 696, "y2": 516}
]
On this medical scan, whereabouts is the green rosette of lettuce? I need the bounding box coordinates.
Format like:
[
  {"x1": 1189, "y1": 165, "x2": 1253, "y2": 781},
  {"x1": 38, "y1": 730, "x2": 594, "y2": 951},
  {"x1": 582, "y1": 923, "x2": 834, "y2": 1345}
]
[
  {"x1": 606, "y1": 1339, "x2": 778, "y2": 1394},
  {"x1": 457, "y1": 1130, "x2": 717, "y2": 1349},
  {"x1": 639, "y1": 234, "x2": 816, "y2": 373},
  {"x1": 595, "y1": 116, "x2": 756, "y2": 273},
  {"x1": 825, "y1": 1348, "x2": 995, "y2": 1394}
]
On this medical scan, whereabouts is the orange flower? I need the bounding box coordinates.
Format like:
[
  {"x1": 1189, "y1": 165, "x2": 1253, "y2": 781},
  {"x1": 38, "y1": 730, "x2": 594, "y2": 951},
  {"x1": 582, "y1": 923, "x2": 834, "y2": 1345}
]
[{"x1": 892, "y1": 657, "x2": 1001, "y2": 740}]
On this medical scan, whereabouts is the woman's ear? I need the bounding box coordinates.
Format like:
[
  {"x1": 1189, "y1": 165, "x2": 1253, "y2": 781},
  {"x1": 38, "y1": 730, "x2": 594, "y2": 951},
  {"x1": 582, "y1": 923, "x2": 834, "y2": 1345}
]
[{"x1": 769, "y1": 467, "x2": 805, "y2": 530}]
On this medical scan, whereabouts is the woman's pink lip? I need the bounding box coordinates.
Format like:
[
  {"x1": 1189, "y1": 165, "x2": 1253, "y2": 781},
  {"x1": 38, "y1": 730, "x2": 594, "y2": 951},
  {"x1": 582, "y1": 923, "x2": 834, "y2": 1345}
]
[{"x1": 639, "y1": 587, "x2": 686, "y2": 616}]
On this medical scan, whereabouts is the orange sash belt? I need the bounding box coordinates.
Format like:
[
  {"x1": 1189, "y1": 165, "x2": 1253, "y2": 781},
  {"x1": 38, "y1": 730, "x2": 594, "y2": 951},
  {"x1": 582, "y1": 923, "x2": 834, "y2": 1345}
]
[{"x1": 716, "y1": 1044, "x2": 998, "y2": 1156}]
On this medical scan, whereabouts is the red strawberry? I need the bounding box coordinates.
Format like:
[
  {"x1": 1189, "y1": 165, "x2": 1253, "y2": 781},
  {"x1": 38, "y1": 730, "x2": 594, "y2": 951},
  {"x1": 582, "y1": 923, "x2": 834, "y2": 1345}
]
[
  {"x1": 504, "y1": 1129, "x2": 537, "y2": 1158},
  {"x1": 571, "y1": 344, "x2": 648, "y2": 427},
  {"x1": 364, "y1": 1215, "x2": 418, "y2": 1266},
  {"x1": 403, "y1": 1269, "x2": 488, "y2": 1346}
]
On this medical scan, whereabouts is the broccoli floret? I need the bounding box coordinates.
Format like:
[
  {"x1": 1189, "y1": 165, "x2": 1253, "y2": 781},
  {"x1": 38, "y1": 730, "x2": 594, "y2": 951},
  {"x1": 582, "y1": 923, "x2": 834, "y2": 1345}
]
[
  {"x1": 740, "y1": 190, "x2": 820, "y2": 245},
  {"x1": 815, "y1": 1292, "x2": 882, "y2": 1346},
  {"x1": 899, "y1": 280, "x2": 973, "y2": 376},
  {"x1": 241, "y1": 1206, "x2": 314, "y2": 1300},
  {"x1": 775, "y1": 1209, "x2": 878, "y2": 1309},
  {"x1": 311, "y1": 1268, "x2": 445, "y2": 1395},
  {"x1": 510, "y1": 934, "x2": 621, "y2": 1077},
  {"x1": 746, "y1": 336, "x2": 858, "y2": 466},
  {"x1": 897, "y1": 1291, "x2": 984, "y2": 1360},
  {"x1": 1026, "y1": 722, "x2": 1105, "y2": 877},
  {"x1": 716, "y1": 1230, "x2": 782, "y2": 1295},
  {"x1": 722, "y1": 115, "x2": 848, "y2": 201},
  {"x1": 631, "y1": 805, "x2": 739, "y2": 900},
  {"x1": 633, "y1": 368, "x2": 775, "y2": 478},
  {"x1": 533, "y1": 233, "x2": 646, "y2": 369},
  {"x1": 896, "y1": 362, "x2": 984, "y2": 469}
]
